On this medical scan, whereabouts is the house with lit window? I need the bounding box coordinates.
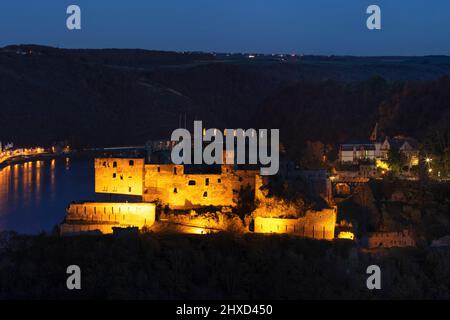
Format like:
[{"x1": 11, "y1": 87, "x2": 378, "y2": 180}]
[
  {"x1": 339, "y1": 123, "x2": 419, "y2": 167},
  {"x1": 379, "y1": 136, "x2": 420, "y2": 166},
  {"x1": 339, "y1": 142, "x2": 377, "y2": 164}
]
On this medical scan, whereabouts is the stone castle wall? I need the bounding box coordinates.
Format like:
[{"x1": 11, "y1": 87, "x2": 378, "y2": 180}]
[
  {"x1": 367, "y1": 229, "x2": 416, "y2": 248},
  {"x1": 61, "y1": 202, "x2": 156, "y2": 235},
  {"x1": 94, "y1": 158, "x2": 259, "y2": 209},
  {"x1": 59, "y1": 223, "x2": 116, "y2": 235},
  {"x1": 254, "y1": 207, "x2": 337, "y2": 240},
  {"x1": 143, "y1": 164, "x2": 258, "y2": 209},
  {"x1": 95, "y1": 158, "x2": 144, "y2": 196},
  {"x1": 69, "y1": 158, "x2": 340, "y2": 239}
]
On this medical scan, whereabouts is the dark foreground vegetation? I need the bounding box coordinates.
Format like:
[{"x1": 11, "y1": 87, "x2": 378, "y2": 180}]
[{"x1": 0, "y1": 232, "x2": 449, "y2": 299}]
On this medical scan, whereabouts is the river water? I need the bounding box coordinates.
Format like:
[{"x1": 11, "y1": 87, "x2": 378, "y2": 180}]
[{"x1": 0, "y1": 157, "x2": 94, "y2": 234}]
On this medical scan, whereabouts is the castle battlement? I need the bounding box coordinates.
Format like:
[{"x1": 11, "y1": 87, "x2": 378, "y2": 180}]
[
  {"x1": 87, "y1": 157, "x2": 339, "y2": 239},
  {"x1": 60, "y1": 202, "x2": 156, "y2": 235},
  {"x1": 254, "y1": 208, "x2": 337, "y2": 240},
  {"x1": 94, "y1": 158, "x2": 259, "y2": 209}
]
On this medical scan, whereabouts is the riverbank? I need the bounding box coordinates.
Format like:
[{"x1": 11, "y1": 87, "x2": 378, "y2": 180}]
[{"x1": 0, "y1": 148, "x2": 128, "y2": 170}]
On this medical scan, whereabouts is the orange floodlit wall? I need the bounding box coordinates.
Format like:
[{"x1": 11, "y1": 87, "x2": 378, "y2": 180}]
[
  {"x1": 143, "y1": 164, "x2": 258, "y2": 209},
  {"x1": 95, "y1": 158, "x2": 144, "y2": 196},
  {"x1": 337, "y1": 231, "x2": 355, "y2": 240},
  {"x1": 61, "y1": 202, "x2": 156, "y2": 234},
  {"x1": 253, "y1": 207, "x2": 337, "y2": 240}
]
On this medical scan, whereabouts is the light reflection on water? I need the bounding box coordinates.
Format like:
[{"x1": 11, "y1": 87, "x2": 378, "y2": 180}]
[{"x1": 0, "y1": 157, "x2": 94, "y2": 234}]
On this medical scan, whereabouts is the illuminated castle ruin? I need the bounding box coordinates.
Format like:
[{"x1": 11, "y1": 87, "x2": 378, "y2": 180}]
[
  {"x1": 95, "y1": 158, "x2": 259, "y2": 209},
  {"x1": 253, "y1": 209, "x2": 337, "y2": 240},
  {"x1": 60, "y1": 202, "x2": 156, "y2": 234},
  {"x1": 88, "y1": 156, "x2": 338, "y2": 239},
  {"x1": 61, "y1": 151, "x2": 336, "y2": 240},
  {"x1": 143, "y1": 164, "x2": 258, "y2": 208},
  {"x1": 95, "y1": 158, "x2": 145, "y2": 196}
]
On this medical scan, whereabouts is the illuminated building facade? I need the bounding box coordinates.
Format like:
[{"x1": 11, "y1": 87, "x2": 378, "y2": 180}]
[{"x1": 95, "y1": 157, "x2": 259, "y2": 209}]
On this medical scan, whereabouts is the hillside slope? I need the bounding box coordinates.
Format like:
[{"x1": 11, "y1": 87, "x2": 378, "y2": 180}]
[{"x1": 1, "y1": 45, "x2": 450, "y2": 148}]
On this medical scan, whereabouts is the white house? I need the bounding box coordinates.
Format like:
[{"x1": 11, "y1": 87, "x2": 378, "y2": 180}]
[
  {"x1": 339, "y1": 123, "x2": 419, "y2": 167},
  {"x1": 339, "y1": 142, "x2": 376, "y2": 164}
]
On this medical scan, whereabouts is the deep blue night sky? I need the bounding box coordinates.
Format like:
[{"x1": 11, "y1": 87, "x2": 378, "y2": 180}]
[{"x1": 0, "y1": 0, "x2": 449, "y2": 55}]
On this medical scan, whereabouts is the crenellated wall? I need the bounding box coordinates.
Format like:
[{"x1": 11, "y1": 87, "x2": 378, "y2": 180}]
[
  {"x1": 253, "y1": 207, "x2": 337, "y2": 240},
  {"x1": 91, "y1": 157, "x2": 337, "y2": 241},
  {"x1": 95, "y1": 158, "x2": 144, "y2": 196},
  {"x1": 60, "y1": 202, "x2": 156, "y2": 235},
  {"x1": 94, "y1": 158, "x2": 259, "y2": 209}
]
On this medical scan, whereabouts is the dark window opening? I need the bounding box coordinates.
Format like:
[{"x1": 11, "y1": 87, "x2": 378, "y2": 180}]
[
  {"x1": 205, "y1": 178, "x2": 209, "y2": 186},
  {"x1": 113, "y1": 161, "x2": 117, "y2": 168},
  {"x1": 188, "y1": 180, "x2": 196, "y2": 186},
  {"x1": 218, "y1": 178, "x2": 221, "y2": 183},
  {"x1": 113, "y1": 173, "x2": 116, "y2": 178},
  {"x1": 173, "y1": 167, "x2": 177, "y2": 175},
  {"x1": 157, "y1": 167, "x2": 160, "y2": 172},
  {"x1": 203, "y1": 192, "x2": 208, "y2": 198},
  {"x1": 174, "y1": 188, "x2": 178, "y2": 193},
  {"x1": 129, "y1": 187, "x2": 132, "y2": 192},
  {"x1": 129, "y1": 160, "x2": 134, "y2": 166}
]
